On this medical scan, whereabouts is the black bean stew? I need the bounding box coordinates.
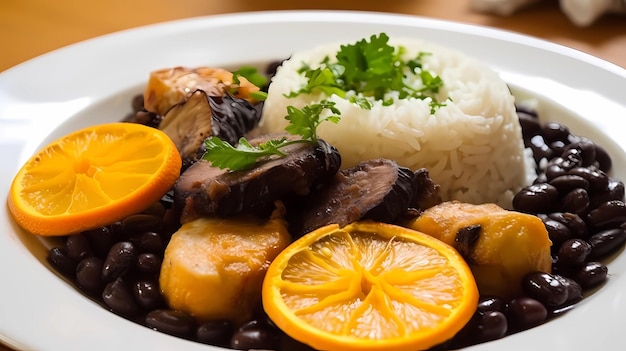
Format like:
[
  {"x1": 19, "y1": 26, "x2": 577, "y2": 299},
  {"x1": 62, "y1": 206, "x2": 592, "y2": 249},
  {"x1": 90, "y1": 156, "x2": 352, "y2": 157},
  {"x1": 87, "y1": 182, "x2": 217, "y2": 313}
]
[{"x1": 45, "y1": 100, "x2": 626, "y2": 350}]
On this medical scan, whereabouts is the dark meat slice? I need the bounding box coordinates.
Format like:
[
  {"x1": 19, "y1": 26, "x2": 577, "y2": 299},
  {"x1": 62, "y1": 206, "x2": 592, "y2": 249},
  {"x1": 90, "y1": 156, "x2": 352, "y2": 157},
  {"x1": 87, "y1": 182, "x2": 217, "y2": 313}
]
[
  {"x1": 289, "y1": 159, "x2": 441, "y2": 237},
  {"x1": 174, "y1": 136, "x2": 341, "y2": 223},
  {"x1": 158, "y1": 90, "x2": 261, "y2": 169},
  {"x1": 209, "y1": 95, "x2": 261, "y2": 144},
  {"x1": 412, "y1": 168, "x2": 442, "y2": 210},
  {"x1": 158, "y1": 90, "x2": 212, "y2": 163}
]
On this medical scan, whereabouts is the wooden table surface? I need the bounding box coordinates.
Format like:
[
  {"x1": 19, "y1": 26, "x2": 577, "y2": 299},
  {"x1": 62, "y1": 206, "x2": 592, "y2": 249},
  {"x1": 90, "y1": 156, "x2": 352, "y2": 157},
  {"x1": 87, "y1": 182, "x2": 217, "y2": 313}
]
[
  {"x1": 2, "y1": 0, "x2": 626, "y2": 72},
  {"x1": 0, "y1": 0, "x2": 624, "y2": 350}
]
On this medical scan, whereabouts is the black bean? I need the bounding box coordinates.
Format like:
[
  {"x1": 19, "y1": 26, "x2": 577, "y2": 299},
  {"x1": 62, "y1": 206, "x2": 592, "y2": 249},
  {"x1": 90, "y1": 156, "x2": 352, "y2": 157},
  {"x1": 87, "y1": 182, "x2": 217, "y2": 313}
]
[
  {"x1": 559, "y1": 188, "x2": 589, "y2": 215},
  {"x1": 142, "y1": 201, "x2": 166, "y2": 218},
  {"x1": 563, "y1": 139, "x2": 597, "y2": 167},
  {"x1": 590, "y1": 178, "x2": 625, "y2": 208},
  {"x1": 477, "y1": 296, "x2": 507, "y2": 314},
  {"x1": 230, "y1": 320, "x2": 282, "y2": 351},
  {"x1": 135, "y1": 253, "x2": 162, "y2": 276},
  {"x1": 516, "y1": 103, "x2": 539, "y2": 117},
  {"x1": 568, "y1": 167, "x2": 609, "y2": 192},
  {"x1": 547, "y1": 212, "x2": 587, "y2": 238},
  {"x1": 130, "y1": 231, "x2": 163, "y2": 254},
  {"x1": 102, "y1": 278, "x2": 139, "y2": 317},
  {"x1": 518, "y1": 112, "x2": 541, "y2": 142},
  {"x1": 549, "y1": 175, "x2": 589, "y2": 194},
  {"x1": 574, "y1": 261, "x2": 608, "y2": 290},
  {"x1": 121, "y1": 214, "x2": 162, "y2": 235},
  {"x1": 557, "y1": 239, "x2": 592, "y2": 267},
  {"x1": 587, "y1": 228, "x2": 626, "y2": 260},
  {"x1": 265, "y1": 59, "x2": 285, "y2": 78},
  {"x1": 48, "y1": 247, "x2": 77, "y2": 278},
  {"x1": 506, "y1": 297, "x2": 548, "y2": 331},
  {"x1": 76, "y1": 257, "x2": 105, "y2": 295},
  {"x1": 83, "y1": 226, "x2": 114, "y2": 258},
  {"x1": 554, "y1": 274, "x2": 583, "y2": 305},
  {"x1": 131, "y1": 111, "x2": 162, "y2": 128},
  {"x1": 446, "y1": 313, "x2": 481, "y2": 349},
  {"x1": 132, "y1": 280, "x2": 164, "y2": 310},
  {"x1": 196, "y1": 320, "x2": 234, "y2": 346},
  {"x1": 567, "y1": 134, "x2": 582, "y2": 145},
  {"x1": 131, "y1": 93, "x2": 145, "y2": 112},
  {"x1": 65, "y1": 234, "x2": 92, "y2": 261},
  {"x1": 512, "y1": 183, "x2": 559, "y2": 214},
  {"x1": 558, "y1": 148, "x2": 584, "y2": 171},
  {"x1": 542, "y1": 122, "x2": 570, "y2": 143},
  {"x1": 543, "y1": 219, "x2": 572, "y2": 249},
  {"x1": 534, "y1": 172, "x2": 548, "y2": 184},
  {"x1": 109, "y1": 221, "x2": 126, "y2": 238},
  {"x1": 102, "y1": 242, "x2": 136, "y2": 282},
  {"x1": 475, "y1": 311, "x2": 508, "y2": 342},
  {"x1": 145, "y1": 309, "x2": 195, "y2": 338},
  {"x1": 594, "y1": 144, "x2": 612, "y2": 172},
  {"x1": 529, "y1": 135, "x2": 554, "y2": 163},
  {"x1": 549, "y1": 140, "x2": 566, "y2": 155},
  {"x1": 522, "y1": 271, "x2": 569, "y2": 307},
  {"x1": 545, "y1": 162, "x2": 567, "y2": 181},
  {"x1": 454, "y1": 225, "x2": 480, "y2": 259},
  {"x1": 587, "y1": 200, "x2": 626, "y2": 228}
]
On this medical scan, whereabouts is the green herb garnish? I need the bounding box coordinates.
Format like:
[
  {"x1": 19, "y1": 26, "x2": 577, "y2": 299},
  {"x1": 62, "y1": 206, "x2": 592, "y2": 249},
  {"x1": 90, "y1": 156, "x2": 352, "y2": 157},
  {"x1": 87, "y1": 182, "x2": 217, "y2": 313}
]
[
  {"x1": 285, "y1": 66, "x2": 346, "y2": 98},
  {"x1": 287, "y1": 33, "x2": 447, "y2": 111},
  {"x1": 232, "y1": 66, "x2": 268, "y2": 88},
  {"x1": 202, "y1": 100, "x2": 341, "y2": 171},
  {"x1": 232, "y1": 66, "x2": 269, "y2": 101},
  {"x1": 283, "y1": 100, "x2": 341, "y2": 143}
]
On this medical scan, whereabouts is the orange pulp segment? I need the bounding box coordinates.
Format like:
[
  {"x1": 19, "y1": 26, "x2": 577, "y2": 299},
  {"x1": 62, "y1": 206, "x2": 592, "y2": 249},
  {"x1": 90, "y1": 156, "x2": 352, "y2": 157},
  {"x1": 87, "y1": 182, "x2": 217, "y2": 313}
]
[
  {"x1": 262, "y1": 221, "x2": 479, "y2": 351},
  {"x1": 8, "y1": 122, "x2": 181, "y2": 236}
]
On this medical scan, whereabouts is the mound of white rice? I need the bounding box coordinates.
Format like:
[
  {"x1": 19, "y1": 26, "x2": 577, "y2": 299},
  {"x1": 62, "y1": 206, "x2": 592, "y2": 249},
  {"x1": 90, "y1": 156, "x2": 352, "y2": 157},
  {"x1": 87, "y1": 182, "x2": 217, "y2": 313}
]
[{"x1": 259, "y1": 35, "x2": 534, "y2": 207}]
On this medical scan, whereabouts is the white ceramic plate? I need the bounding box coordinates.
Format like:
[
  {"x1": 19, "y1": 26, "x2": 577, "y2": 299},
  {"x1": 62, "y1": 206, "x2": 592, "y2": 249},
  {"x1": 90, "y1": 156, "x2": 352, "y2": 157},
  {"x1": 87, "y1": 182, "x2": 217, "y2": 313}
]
[{"x1": 1, "y1": 10, "x2": 625, "y2": 351}]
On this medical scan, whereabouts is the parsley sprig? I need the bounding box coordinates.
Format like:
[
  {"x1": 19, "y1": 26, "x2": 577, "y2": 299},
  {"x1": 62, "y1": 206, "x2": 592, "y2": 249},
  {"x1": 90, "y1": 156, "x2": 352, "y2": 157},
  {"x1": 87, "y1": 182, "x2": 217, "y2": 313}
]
[
  {"x1": 202, "y1": 100, "x2": 340, "y2": 171},
  {"x1": 287, "y1": 33, "x2": 446, "y2": 111}
]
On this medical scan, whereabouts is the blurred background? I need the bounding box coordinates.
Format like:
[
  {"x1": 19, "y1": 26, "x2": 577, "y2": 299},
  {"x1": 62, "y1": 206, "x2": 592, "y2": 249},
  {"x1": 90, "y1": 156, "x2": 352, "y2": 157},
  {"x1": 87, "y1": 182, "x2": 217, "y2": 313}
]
[{"x1": 1, "y1": 0, "x2": 625, "y2": 72}]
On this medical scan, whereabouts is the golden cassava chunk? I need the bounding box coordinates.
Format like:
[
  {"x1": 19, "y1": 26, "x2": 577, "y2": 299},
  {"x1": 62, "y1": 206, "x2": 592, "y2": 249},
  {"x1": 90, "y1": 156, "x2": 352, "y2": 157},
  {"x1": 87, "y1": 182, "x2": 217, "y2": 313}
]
[
  {"x1": 159, "y1": 206, "x2": 291, "y2": 325},
  {"x1": 406, "y1": 201, "x2": 552, "y2": 298}
]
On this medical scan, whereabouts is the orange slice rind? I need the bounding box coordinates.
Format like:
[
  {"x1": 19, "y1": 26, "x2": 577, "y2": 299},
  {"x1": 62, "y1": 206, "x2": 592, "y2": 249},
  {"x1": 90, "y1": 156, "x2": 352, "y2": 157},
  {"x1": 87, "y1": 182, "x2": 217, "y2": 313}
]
[
  {"x1": 8, "y1": 122, "x2": 182, "y2": 236},
  {"x1": 262, "y1": 221, "x2": 479, "y2": 351}
]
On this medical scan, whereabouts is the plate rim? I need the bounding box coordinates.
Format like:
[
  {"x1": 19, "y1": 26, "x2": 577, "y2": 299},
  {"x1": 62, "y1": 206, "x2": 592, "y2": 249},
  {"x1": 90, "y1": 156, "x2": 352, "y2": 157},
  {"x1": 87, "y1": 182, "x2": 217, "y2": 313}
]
[{"x1": 1, "y1": 9, "x2": 625, "y2": 351}]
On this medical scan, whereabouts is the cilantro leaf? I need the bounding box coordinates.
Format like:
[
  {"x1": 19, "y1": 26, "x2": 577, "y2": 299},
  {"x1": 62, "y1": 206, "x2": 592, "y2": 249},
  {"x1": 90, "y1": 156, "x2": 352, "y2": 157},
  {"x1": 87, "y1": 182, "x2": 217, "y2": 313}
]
[
  {"x1": 288, "y1": 33, "x2": 447, "y2": 113},
  {"x1": 202, "y1": 100, "x2": 341, "y2": 171},
  {"x1": 285, "y1": 67, "x2": 346, "y2": 98},
  {"x1": 418, "y1": 70, "x2": 443, "y2": 94},
  {"x1": 349, "y1": 96, "x2": 373, "y2": 110},
  {"x1": 284, "y1": 100, "x2": 341, "y2": 143},
  {"x1": 336, "y1": 33, "x2": 400, "y2": 98},
  {"x1": 202, "y1": 137, "x2": 287, "y2": 171},
  {"x1": 249, "y1": 91, "x2": 268, "y2": 101},
  {"x1": 232, "y1": 66, "x2": 268, "y2": 88}
]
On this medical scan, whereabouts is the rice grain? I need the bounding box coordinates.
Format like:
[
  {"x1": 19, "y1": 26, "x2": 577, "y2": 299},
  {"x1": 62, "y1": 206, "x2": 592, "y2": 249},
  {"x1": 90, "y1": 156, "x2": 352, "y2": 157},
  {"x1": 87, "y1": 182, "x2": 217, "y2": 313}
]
[{"x1": 259, "y1": 36, "x2": 535, "y2": 207}]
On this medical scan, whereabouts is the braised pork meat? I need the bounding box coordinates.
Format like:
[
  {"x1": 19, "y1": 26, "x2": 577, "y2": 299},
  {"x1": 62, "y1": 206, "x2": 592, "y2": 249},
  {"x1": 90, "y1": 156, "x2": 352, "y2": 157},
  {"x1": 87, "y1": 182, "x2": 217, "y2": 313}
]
[
  {"x1": 288, "y1": 159, "x2": 441, "y2": 237},
  {"x1": 174, "y1": 136, "x2": 341, "y2": 223},
  {"x1": 158, "y1": 90, "x2": 261, "y2": 170}
]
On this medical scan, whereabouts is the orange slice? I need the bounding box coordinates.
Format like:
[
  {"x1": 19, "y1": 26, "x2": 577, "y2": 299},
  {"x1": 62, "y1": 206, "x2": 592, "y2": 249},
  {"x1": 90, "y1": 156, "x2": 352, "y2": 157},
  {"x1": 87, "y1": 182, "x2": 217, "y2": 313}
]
[
  {"x1": 8, "y1": 122, "x2": 182, "y2": 236},
  {"x1": 262, "y1": 221, "x2": 479, "y2": 351}
]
